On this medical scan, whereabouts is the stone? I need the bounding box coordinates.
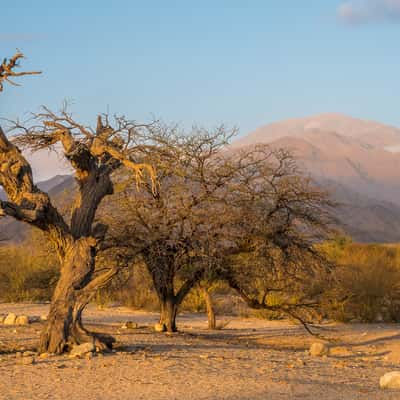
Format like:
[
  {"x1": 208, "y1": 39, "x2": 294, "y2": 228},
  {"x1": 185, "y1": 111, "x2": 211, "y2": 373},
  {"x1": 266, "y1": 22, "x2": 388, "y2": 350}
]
[
  {"x1": 3, "y1": 313, "x2": 17, "y2": 325},
  {"x1": 40, "y1": 315, "x2": 48, "y2": 321},
  {"x1": 20, "y1": 356, "x2": 35, "y2": 365},
  {"x1": 154, "y1": 323, "x2": 166, "y2": 332},
  {"x1": 16, "y1": 315, "x2": 29, "y2": 325},
  {"x1": 69, "y1": 342, "x2": 95, "y2": 357},
  {"x1": 310, "y1": 342, "x2": 329, "y2": 357},
  {"x1": 39, "y1": 352, "x2": 50, "y2": 359},
  {"x1": 23, "y1": 351, "x2": 36, "y2": 357},
  {"x1": 380, "y1": 372, "x2": 400, "y2": 389},
  {"x1": 121, "y1": 321, "x2": 138, "y2": 329},
  {"x1": 0, "y1": 315, "x2": 5, "y2": 324},
  {"x1": 296, "y1": 358, "x2": 306, "y2": 366}
]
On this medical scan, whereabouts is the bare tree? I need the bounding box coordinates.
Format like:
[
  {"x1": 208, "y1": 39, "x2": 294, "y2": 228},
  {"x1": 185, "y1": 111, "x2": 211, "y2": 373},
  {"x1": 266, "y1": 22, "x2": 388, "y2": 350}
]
[
  {"x1": 220, "y1": 156, "x2": 335, "y2": 330},
  {"x1": 0, "y1": 54, "x2": 155, "y2": 353},
  {"x1": 102, "y1": 122, "x2": 333, "y2": 332},
  {"x1": 102, "y1": 126, "x2": 240, "y2": 331}
]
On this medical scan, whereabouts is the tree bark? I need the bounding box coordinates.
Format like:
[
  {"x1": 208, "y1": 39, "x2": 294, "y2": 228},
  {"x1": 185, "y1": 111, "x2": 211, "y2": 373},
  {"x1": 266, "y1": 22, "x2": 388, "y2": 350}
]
[
  {"x1": 159, "y1": 295, "x2": 179, "y2": 332},
  {"x1": 202, "y1": 286, "x2": 216, "y2": 330},
  {"x1": 39, "y1": 237, "x2": 114, "y2": 353}
]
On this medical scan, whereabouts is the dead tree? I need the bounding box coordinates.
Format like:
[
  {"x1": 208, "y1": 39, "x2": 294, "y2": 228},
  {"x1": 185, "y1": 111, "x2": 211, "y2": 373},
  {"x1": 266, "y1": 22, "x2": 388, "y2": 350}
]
[{"x1": 0, "y1": 56, "x2": 155, "y2": 352}]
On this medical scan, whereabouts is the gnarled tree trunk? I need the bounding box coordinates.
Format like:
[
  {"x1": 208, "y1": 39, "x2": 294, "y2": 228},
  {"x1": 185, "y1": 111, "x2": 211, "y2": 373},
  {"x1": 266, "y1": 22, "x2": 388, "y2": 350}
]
[{"x1": 39, "y1": 237, "x2": 114, "y2": 353}]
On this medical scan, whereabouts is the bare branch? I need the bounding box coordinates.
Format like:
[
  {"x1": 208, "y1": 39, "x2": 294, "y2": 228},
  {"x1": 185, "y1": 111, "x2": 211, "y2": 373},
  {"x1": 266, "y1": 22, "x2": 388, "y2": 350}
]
[{"x1": 0, "y1": 51, "x2": 41, "y2": 92}]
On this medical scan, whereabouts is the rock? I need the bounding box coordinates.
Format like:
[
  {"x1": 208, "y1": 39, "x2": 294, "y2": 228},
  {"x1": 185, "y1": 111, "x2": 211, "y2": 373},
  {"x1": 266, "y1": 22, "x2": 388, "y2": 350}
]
[
  {"x1": 16, "y1": 315, "x2": 29, "y2": 325},
  {"x1": 121, "y1": 321, "x2": 138, "y2": 329},
  {"x1": 23, "y1": 351, "x2": 36, "y2": 357},
  {"x1": 40, "y1": 315, "x2": 48, "y2": 321},
  {"x1": 380, "y1": 372, "x2": 400, "y2": 389},
  {"x1": 3, "y1": 313, "x2": 17, "y2": 325},
  {"x1": 154, "y1": 323, "x2": 166, "y2": 332},
  {"x1": 69, "y1": 342, "x2": 95, "y2": 357},
  {"x1": 20, "y1": 356, "x2": 35, "y2": 365},
  {"x1": 0, "y1": 315, "x2": 5, "y2": 324},
  {"x1": 39, "y1": 352, "x2": 50, "y2": 359},
  {"x1": 310, "y1": 342, "x2": 329, "y2": 357},
  {"x1": 296, "y1": 358, "x2": 306, "y2": 366}
]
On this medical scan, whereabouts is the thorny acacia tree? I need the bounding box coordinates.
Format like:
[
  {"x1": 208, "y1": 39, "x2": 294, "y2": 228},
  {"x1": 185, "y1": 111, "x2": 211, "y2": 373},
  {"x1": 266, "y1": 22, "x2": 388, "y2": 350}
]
[
  {"x1": 0, "y1": 52, "x2": 155, "y2": 353},
  {"x1": 103, "y1": 124, "x2": 333, "y2": 332},
  {"x1": 102, "y1": 126, "x2": 236, "y2": 332},
  {"x1": 221, "y1": 155, "x2": 334, "y2": 330}
]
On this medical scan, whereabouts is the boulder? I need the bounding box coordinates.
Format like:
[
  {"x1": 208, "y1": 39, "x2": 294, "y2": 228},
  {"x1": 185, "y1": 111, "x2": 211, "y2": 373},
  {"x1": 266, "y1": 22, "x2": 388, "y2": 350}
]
[
  {"x1": 20, "y1": 356, "x2": 35, "y2": 365},
  {"x1": 16, "y1": 315, "x2": 29, "y2": 325},
  {"x1": 121, "y1": 321, "x2": 138, "y2": 329},
  {"x1": 154, "y1": 323, "x2": 166, "y2": 332},
  {"x1": 380, "y1": 372, "x2": 400, "y2": 389},
  {"x1": 309, "y1": 342, "x2": 329, "y2": 357},
  {"x1": 69, "y1": 342, "x2": 95, "y2": 357},
  {"x1": 23, "y1": 351, "x2": 36, "y2": 357},
  {"x1": 3, "y1": 313, "x2": 17, "y2": 325}
]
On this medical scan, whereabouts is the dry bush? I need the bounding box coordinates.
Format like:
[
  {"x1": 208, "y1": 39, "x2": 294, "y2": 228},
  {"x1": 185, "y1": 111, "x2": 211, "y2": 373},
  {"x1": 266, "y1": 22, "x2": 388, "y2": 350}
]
[
  {"x1": 0, "y1": 231, "x2": 59, "y2": 302},
  {"x1": 95, "y1": 261, "x2": 159, "y2": 311},
  {"x1": 321, "y1": 237, "x2": 400, "y2": 322}
]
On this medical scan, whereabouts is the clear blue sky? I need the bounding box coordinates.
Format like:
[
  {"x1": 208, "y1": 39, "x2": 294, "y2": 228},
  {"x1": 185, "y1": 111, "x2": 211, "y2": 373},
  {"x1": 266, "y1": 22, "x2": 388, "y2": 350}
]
[{"x1": 2, "y1": 0, "x2": 400, "y2": 136}]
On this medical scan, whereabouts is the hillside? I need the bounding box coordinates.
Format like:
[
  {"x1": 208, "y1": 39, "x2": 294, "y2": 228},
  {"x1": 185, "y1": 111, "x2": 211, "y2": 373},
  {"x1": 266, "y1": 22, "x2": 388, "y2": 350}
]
[
  {"x1": 0, "y1": 175, "x2": 74, "y2": 242},
  {"x1": 234, "y1": 114, "x2": 400, "y2": 242}
]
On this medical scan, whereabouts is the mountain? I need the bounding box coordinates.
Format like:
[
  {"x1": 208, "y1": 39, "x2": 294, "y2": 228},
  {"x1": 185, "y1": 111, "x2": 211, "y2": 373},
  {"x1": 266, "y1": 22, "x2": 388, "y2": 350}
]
[
  {"x1": 234, "y1": 113, "x2": 400, "y2": 243},
  {"x1": 234, "y1": 113, "x2": 400, "y2": 150},
  {"x1": 0, "y1": 175, "x2": 74, "y2": 242}
]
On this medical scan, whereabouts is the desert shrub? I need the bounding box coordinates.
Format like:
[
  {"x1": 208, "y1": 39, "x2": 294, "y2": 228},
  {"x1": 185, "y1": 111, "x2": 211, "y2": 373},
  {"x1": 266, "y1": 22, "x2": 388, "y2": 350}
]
[
  {"x1": 180, "y1": 286, "x2": 205, "y2": 312},
  {"x1": 101, "y1": 261, "x2": 159, "y2": 311},
  {"x1": 321, "y1": 237, "x2": 400, "y2": 322},
  {"x1": 0, "y1": 231, "x2": 59, "y2": 302}
]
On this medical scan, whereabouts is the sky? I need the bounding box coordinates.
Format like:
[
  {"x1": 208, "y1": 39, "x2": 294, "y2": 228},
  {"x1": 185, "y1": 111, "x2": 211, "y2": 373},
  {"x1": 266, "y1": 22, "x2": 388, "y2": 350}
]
[{"x1": 1, "y1": 0, "x2": 400, "y2": 179}]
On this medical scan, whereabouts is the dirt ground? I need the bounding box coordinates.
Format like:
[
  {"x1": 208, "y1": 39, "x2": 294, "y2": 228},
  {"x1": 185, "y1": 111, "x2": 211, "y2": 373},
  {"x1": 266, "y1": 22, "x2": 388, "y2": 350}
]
[{"x1": 1, "y1": 303, "x2": 400, "y2": 399}]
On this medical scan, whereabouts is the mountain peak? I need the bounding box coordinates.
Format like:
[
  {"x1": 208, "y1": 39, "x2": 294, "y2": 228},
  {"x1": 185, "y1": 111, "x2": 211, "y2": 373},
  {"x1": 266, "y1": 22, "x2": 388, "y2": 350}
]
[{"x1": 234, "y1": 113, "x2": 400, "y2": 149}]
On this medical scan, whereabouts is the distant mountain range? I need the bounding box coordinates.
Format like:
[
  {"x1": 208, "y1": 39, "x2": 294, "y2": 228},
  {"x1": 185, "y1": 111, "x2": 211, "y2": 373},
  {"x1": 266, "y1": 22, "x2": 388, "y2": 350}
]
[
  {"x1": 2, "y1": 113, "x2": 400, "y2": 243},
  {"x1": 234, "y1": 113, "x2": 400, "y2": 242},
  {"x1": 0, "y1": 175, "x2": 74, "y2": 242}
]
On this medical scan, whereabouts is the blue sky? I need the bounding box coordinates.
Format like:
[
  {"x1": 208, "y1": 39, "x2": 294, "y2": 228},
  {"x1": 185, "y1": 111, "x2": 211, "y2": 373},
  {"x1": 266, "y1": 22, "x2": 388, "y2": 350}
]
[{"x1": 2, "y1": 0, "x2": 400, "y2": 137}]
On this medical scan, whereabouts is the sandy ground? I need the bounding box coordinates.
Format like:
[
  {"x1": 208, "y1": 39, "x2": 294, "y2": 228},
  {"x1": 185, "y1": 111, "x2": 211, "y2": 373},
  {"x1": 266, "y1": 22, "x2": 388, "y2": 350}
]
[{"x1": 1, "y1": 304, "x2": 400, "y2": 399}]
